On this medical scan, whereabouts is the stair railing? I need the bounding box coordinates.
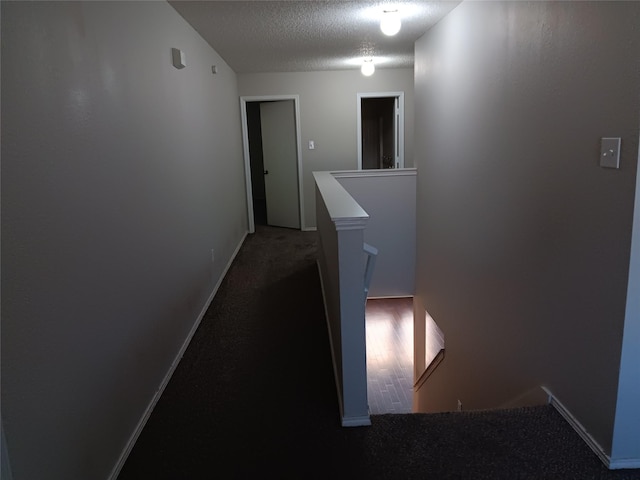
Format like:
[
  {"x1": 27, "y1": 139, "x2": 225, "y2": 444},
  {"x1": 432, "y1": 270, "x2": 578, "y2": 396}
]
[{"x1": 363, "y1": 242, "x2": 378, "y2": 299}]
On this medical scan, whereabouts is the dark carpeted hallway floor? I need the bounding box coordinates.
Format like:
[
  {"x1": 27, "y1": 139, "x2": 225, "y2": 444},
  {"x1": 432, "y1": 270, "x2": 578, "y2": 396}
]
[{"x1": 118, "y1": 226, "x2": 640, "y2": 480}]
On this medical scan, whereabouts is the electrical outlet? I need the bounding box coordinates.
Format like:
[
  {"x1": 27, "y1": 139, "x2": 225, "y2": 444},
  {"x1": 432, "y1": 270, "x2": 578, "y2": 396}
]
[
  {"x1": 457, "y1": 399, "x2": 462, "y2": 412},
  {"x1": 211, "y1": 249, "x2": 215, "y2": 263}
]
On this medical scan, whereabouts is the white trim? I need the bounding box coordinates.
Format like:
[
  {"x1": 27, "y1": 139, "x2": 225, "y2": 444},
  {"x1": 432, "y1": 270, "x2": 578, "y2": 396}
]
[
  {"x1": 108, "y1": 231, "x2": 249, "y2": 480},
  {"x1": 313, "y1": 171, "x2": 369, "y2": 230},
  {"x1": 239, "y1": 100, "x2": 255, "y2": 234},
  {"x1": 332, "y1": 168, "x2": 416, "y2": 179},
  {"x1": 542, "y1": 387, "x2": 612, "y2": 469},
  {"x1": 609, "y1": 458, "x2": 640, "y2": 470},
  {"x1": 356, "y1": 91, "x2": 405, "y2": 170},
  {"x1": 341, "y1": 415, "x2": 372, "y2": 427},
  {"x1": 334, "y1": 218, "x2": 369, "y2": 231},
  {"x1": 366, "y1": 295, "x2": 415, "y2": 300},
  {"x1": 414, "y1": 350, "x2": 444, "y2": 391},
  {"x1": 240, "y1": 95, "x2": 305, "y2": 232},
  {"x1": 302, "y1": 226, "x2": 317, "y2": 232}
]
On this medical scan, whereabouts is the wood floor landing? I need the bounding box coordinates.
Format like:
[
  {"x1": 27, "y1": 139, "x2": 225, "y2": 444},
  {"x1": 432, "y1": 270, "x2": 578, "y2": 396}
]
[{"x1": 365, "y1": 297, "x2": 414, "y2": 415}]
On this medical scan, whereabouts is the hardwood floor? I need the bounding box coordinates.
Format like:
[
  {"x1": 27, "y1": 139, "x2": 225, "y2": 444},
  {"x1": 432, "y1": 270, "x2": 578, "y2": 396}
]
[{"x1": 365, "y1": 296, "x2": 414, "y2": 415}]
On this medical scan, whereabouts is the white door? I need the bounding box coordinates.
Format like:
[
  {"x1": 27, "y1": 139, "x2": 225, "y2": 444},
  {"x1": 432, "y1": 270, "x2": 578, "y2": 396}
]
[
  {"x1": 393, "y1": 96, "x2": 400, "y2": 169},
  {"x1": 260, "y1": 100, "x2": 300, "y2": 229}
]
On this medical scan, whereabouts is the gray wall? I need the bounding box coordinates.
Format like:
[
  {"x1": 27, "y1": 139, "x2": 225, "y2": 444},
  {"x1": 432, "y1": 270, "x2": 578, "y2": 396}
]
[
  {"x1": 335, "y1": 170, "x2": 416, "y2": 297},
  {"x1": 413, "y1": 0, "x2": 640, "y2": 458},
  {"x1": 238, "y1": 69, "x2": 414, "y2": 228},
  {"x1": 1, "y1": 2, "x2": 247, "y2": 479}
]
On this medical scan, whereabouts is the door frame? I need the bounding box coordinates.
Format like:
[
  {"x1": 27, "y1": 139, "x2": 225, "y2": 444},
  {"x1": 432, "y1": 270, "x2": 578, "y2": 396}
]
[
  {"x1": 240, "y1": 95, "x2": 304, "y2": 233},
  {"x1": 357, "y1": 91, "x2": 405, "y2": 170}
]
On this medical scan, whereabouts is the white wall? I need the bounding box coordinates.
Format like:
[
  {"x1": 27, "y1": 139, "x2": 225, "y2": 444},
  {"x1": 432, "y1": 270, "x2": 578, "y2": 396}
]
[
  {"x1": 1, "y1": 2, "x2": 247, "y2": 479},
  {"x1": 413, "y1": 0, "x2": 640, "y2": 460},
  {"x1": 335, "y1": 169, "x2": 416, "y2": 297},
  {"x1": 238, "y1": 69, "x2": 414, "y2": 228}
]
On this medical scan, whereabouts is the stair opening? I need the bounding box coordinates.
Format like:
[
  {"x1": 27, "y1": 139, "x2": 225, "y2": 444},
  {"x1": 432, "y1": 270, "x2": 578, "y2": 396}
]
[
  {"x1": 365, "y1": 296, "x2": 414, "y2": 414},
  {"x1": 415, "y1": 309, "x2": 445, "y2": 391}
]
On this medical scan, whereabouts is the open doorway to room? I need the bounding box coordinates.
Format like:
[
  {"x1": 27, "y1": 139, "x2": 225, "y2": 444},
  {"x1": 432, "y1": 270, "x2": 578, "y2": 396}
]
[
  {"x1": 240, "y1": 95, "x2": 304, "y2": 233},
  {"x1": 357, "y1": 92, "x2": 405, "y2": 170}
]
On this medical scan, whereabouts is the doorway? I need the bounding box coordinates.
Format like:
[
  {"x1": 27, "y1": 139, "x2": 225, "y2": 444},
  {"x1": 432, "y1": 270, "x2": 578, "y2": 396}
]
[
  {"x1": 357, "y1": 92, "x2": 405, "y2": 170},
  {"x1": 240, "y1": 95, "x2": 304, "y2": 233}
]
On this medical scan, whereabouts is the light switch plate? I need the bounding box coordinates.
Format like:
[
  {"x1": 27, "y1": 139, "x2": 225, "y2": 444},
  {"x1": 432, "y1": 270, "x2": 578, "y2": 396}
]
[
  {"x1": 600, "y1": 137, "x2": 621, "y2": 169},
  {"x1": 171, "y1": 48, "x2": 186, "y2": 69}
]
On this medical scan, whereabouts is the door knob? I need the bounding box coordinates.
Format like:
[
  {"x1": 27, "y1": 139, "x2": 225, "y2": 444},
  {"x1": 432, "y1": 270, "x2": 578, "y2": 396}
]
[{"x1": 264, "y1": 170, "x2": 269, "y2": 175}]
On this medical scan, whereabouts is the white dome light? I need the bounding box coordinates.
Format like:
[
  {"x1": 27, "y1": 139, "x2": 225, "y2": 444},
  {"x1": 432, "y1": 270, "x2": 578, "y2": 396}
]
[
  {"x1": 380, "y1": 9, "x2": 401, "y2": 36},
  {"x1": 361, "y1": 58, "x2": 375, "y2": 76}
]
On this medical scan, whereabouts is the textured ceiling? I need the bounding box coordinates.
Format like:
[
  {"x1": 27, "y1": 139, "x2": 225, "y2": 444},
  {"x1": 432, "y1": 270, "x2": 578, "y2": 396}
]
[{"x1": 168, "y1": 1, "x2": 460, "y2": 73}]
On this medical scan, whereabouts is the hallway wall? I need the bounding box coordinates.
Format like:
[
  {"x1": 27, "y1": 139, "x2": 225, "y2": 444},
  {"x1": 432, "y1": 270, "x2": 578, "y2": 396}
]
[
  {"x1": 335, "y1": 169, "x2": 416, "y2": 297},
  {"x1": 238, "y1": 69, "x2": 414, "y2": 228},
  {"x1": 1, "y1": 2, "x2": 247, "y2": 479},
  {"x1": 413, "y1": 0, "x2": 640, "y2": 460}
]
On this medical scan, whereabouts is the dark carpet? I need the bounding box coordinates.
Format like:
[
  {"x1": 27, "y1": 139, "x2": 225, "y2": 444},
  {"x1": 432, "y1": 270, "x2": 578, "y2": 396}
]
[{"x1": 118, "y1": 225, "x2": 640, "y2": 480}]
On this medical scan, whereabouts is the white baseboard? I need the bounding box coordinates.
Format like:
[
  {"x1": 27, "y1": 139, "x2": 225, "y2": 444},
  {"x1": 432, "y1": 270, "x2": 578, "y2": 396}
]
[
  {"x1": 341, "y1": 415, "x2": 372, "y2": 427},
  {"x1": 367, "y1": 295, "x2": 414, "y2": 299},
  {"x1": 302, "y1": 226, "x2": 317, "y2": 232},
  {"x1": 609, "y1": 458, "x2": 640, "y2": 470},
  {"x1": 108, "y1": 230, "x2": 249, "y2": 480},
  {"x1": 542, "y1": 386, "x2": 612, "y2": 469}
]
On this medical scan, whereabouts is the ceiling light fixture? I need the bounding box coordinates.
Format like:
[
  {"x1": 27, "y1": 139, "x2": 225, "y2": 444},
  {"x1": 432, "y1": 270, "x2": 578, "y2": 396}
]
[
  {"x1": 380, "y1": 9, "x2": 401, "y2": 36},
  {"x1": 361, "y1": 58, "x2": 375, "y2": 76}
]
